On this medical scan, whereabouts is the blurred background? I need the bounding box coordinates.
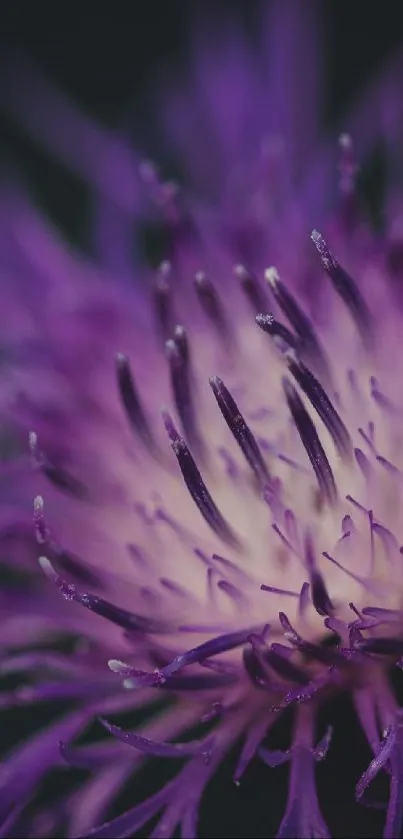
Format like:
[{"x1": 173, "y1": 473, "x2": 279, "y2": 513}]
[
  {"x1": 0, "y1": 2, "x2": 403, "y2": 837},
  {"x1": 2, "y1": 1, "x2": 403, "y2": 246}
]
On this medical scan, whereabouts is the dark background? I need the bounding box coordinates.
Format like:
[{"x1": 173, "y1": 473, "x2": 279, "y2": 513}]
[
  {"x1": 2, "y1": 1, "x2": 403, "y2": 246},
  {"x1": 0, "y1": 2, "x2": 403, "y2": 837}
]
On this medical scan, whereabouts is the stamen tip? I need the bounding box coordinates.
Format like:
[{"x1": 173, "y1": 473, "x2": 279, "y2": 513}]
[
  {"x1": 310, "y1": 230, "x2": 336, "y2": 270},
  {"x1": 115, "y1": 352, "x2": 127, "y2": 368},
  {"x1": 38, "y1": 555, "x2": 55, "y2": 578},
  {"x1": 255, "y1": 313, "x2": 274, "y2": 329},
  {"x1": 158, "y1": 260, "x2": 172, "y2": 278},
  {"x1": 165, "y1": 338, "x2": 177, "y2": 358},
  {"x1": 108, "y1": 659, "x2": 128, "y2": 674},
  {"x1": 194, "y1": 270, "x2": 206, "y2": 285},
  {"x1": 339, "y1": 132, "x2": 353, "y2": 150},
  {"x1": 34, "y1": 494, "x2": 44, "y2": 512},
  {"x1": 234, "y1": 264, "x2": 247, "y2": 280},
  {"x1": 264, "y1": 266, "x2": 280, "y2": 288}
]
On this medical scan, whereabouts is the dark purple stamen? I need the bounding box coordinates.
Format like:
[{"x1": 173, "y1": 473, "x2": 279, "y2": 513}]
[
  {"x1": 154, "y1": 261, "x2": 174, "y2": 340},
  {"x1": 194, "y1": 272, "x2": 232, "y2": 340},
  {"x1": 265, "y1": 644, "x2": 309, "y2": 684},
  {"x1": 283, "y1": 378, "x2": 338, "y2": 504},
  {"x1": 265, "y1": 267, "x2": 330, "y2": 380},
  {"x1": 234, "y1": 264, "x2": 268, "y2": 313},
  {"x1": 287, "y1": 356, "x2": 352, "y2": 460},
  {"x1": 210, "y1": 376, "x2": 269, "y2": 484},
  {"x1": 354, "y1": 637, "x2": 403, "y2": 655},
  {"x1": 242, "y1": 647, "x2": 270, "y2": 690},
  {"x1": 111, "y1": 627, "x2": 257, "y2": 688},
  {"x1": 39, "y1": 557, "x2": 170, "y2": 633},
  {"x1": 161, "y1": 627, "x2": 255, "y2": 677},
  {"x1": 311, "y1": 570, "x2": 334, "y2": 617},
  {"x1": 304, "y1": 532, "x2": 334, "y2": 617},
  {"x1": 279, "y1": 611, "x2": 298, "y2": 637},
  {"x1": 311, "y1": 230, "x2": 372, "y2": 341},
  {"x1": 299, "y1": 581, "x2": 311, "y2": 616},
  {"x1": 255, "y1": 313, "x2": 297, "y2": 351},
  {"x1": 162, "y1": 412, "x2": 240, "y2": 548},
  {"x1": 166, "y1": 338, "x2": 202, "y2": 454},
  {"x1": 115, "y1": 354, "x2": 155, "y2": 450}
]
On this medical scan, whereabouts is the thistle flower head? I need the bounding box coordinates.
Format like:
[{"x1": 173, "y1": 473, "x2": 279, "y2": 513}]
[{"x1": 2, "y1": 6, "x2": 403, "y2": 838}]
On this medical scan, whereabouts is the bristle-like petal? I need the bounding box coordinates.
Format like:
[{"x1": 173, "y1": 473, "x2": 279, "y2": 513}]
[
  {"x1": 311, "y1": 230, "x2": 372, "y2": 341},
  {"x1": 210, "y1": 376, "x2": 269, "y2": 483},
  {"x1": 162, "y1": 411, "x2": 240, "y2": 547},
  {"x1": 283, "y1": 378, "x2": 337, "y2": 504}
]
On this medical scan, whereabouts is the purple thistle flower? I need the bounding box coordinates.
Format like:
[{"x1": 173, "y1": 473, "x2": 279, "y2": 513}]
[{"x1": 2, "y1": 5, "x2": 403, "y2": 837}]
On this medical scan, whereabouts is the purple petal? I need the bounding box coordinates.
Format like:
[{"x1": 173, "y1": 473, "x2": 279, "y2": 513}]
[
  {"x1": 356, "y1": 725, "x2": 397, "y2": 800},
  {"x1": 81, "y1": 783, "x2": 174, "y2": 839},
  {"x1": 0, "y1": 708, "x2": 91, "y2": 831},
  {"x1": 100, "y1": 718, "x2": 214, "y2": 760}
]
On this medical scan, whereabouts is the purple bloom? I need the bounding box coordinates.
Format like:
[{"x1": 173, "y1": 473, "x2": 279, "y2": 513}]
[{"x1": 1, "y1": 5, "x2": 403, "y2": 837}]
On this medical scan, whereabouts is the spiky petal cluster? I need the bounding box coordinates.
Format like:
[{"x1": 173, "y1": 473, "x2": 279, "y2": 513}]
[{"x1": 2, "y1": 8, "x2": 403, "y2": 839}]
